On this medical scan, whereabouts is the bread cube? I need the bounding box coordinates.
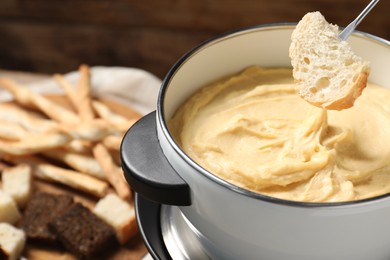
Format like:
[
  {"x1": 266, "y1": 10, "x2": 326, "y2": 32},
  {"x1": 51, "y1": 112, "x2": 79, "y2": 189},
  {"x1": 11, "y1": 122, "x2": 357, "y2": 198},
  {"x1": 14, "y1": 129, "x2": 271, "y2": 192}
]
[
  {"x1": 2, "y1": 164, "x2": 32, "y2": 208},
  {"x1": 21, "y1": 192, "x2": 74, "y2": 243},
  {"x1": 0, "y1": 223, "x2": 26, "y2": 260},
  {"x1": 0, "y1": 190, "x2": 21, "y2": 224},
  {"x1": 93, "y1": 193, "x2": 137, "y2": 244},
  {"x1": 49, "y1": 203, "x2": 117, "y2": 259}
]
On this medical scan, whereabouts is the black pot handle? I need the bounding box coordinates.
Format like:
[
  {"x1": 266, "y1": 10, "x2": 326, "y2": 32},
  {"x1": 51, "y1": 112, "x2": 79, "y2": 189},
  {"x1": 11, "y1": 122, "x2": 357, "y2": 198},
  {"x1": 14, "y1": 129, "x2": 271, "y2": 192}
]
[{"x1": 120, "y1": 111, "x2": 191, "y2": 206}]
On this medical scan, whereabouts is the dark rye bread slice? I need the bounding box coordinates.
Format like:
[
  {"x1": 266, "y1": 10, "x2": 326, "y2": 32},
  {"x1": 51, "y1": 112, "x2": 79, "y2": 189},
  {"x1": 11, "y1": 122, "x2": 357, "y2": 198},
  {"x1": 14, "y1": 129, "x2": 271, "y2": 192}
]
[
  {"x1": 21, "y1": 192, "x2": 74, "y2": 244},
  {"x1": 49, "y1": 203, "x2": 118, "y2": 259}
]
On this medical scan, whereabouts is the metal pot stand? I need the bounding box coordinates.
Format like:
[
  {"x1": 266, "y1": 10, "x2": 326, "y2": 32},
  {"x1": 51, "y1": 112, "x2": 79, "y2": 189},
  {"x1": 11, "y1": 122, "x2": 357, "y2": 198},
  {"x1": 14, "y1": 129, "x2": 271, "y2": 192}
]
[{"x1": 135, "y1": 194, "x2": 211, "y2": 260}]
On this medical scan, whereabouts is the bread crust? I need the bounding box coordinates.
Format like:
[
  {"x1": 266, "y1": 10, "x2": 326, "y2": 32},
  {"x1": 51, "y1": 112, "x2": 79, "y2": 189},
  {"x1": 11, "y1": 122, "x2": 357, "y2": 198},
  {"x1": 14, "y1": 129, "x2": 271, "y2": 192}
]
[
  {"x1": 290, "y1": 12, "x2": 370, "y2": 110},
  {"x1": 118, "y1": 217, "x2": 138, "y2": 245},
  {"x1": 93, "y1": 194, "x2": 138, "y2": 245}
]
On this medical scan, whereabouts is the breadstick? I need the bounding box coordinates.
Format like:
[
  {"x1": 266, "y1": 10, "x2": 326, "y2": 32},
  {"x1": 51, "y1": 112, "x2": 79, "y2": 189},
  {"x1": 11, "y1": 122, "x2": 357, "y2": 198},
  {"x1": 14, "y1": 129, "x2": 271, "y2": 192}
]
[
  {"x1": 102, "y1": 135, "x2": 123, "y2": 151},
  {"x1": 60, "y1": 119, "x2": 115, "y2": 141},
  {"x1": 0, "y1": 103, "x2": 57, "y2": 133},
  {"x1": 53, "y1": 74, "x2": 79, "y2": 109},
  {"x1": 54, "y1": 66, "x2": 95, "y2": 121},
  {"x1": 0, "y1": 120, "x2": 28, "y2": 140},
  {"x1": 93, "y1": 143, "x2": 131, "y2": 200},
  {"x1": 92, "y1": 100, "x2": 128, "y2": 124},
  {"x1": 92, "y1": 100, "x2": 137, "y2": 132},
  {"x1": 64, "y1": 140, "x2": 93, "y2": 154},
  {"x1": 0, "y1": 78, "x2": 30, "y2": 105},
  {"x1": 0, "y1": 132, "x2": 71, "y2": 155},
  {"x1": 35, "y1": 164, "x2": 108, "y2": 198},
  {"x1": 0, "y1": 78, "x2": 79, "y2": 124},
  {"x1": 42, "y1": 149, "x2": 106, "y2": 180},
  {"x1": 8, "y1": 156, "x2": 108, "y2": 198},
  {"x1": 77, "y1": 64, "x2": 95, "y2": 121}
]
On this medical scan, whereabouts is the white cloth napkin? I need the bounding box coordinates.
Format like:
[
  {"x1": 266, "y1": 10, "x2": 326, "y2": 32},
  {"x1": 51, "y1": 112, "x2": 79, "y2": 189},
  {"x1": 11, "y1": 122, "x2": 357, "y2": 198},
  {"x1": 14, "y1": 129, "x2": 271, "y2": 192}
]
[{"x1": 0, "y1": 66, "x2": 162, "y2": 115}]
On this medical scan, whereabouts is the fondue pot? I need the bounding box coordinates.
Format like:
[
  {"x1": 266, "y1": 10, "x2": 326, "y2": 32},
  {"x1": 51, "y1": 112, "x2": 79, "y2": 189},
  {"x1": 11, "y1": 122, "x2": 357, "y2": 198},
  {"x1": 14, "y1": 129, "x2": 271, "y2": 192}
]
[{"x1": 121, "y1": 24, "x2": 390, "y2": 260}]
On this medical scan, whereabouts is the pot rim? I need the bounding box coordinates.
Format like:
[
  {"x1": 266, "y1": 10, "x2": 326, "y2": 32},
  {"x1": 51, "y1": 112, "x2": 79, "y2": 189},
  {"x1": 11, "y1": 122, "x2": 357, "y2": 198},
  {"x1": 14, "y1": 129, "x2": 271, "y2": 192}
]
[{"x1": 157, "y1": 23, "x2": 390, "y2": 208}]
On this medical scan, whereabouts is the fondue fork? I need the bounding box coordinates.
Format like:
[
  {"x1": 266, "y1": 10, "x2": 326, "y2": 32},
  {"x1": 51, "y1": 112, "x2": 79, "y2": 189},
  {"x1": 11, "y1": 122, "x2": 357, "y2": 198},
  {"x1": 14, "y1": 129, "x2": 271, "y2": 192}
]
[{"x1": 339, "y1": 0, "x2": 380, "y2": 41}]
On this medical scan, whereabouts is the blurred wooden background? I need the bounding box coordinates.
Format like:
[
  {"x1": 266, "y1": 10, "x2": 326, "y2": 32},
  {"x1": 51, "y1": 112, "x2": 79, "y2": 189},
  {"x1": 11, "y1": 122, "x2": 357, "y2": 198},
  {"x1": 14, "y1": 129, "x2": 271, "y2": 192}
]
[{"x1": 0, "y1": 0, "x2": 388, "y2": 79}]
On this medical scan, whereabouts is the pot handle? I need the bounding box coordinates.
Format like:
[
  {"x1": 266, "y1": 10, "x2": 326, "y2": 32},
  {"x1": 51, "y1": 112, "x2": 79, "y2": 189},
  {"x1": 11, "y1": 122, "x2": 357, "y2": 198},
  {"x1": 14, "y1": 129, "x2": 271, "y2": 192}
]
[{"x1": 121, "y1": 111, "x2": 191, "y2": 206}]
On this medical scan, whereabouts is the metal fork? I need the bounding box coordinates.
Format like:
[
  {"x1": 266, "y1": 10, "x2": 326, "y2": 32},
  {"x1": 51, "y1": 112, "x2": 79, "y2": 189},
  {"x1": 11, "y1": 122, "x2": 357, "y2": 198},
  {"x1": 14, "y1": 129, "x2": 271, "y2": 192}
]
[{"x1": 339, "y1": 0, "x2": 380, "y2": 41}]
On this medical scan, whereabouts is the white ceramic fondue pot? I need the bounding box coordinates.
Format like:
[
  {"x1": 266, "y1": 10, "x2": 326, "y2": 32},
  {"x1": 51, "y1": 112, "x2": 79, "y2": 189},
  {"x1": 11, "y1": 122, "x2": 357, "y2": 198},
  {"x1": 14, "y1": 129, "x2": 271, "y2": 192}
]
[{"x1": 121, "y1": 24, "x2": 390, "y2": 260}]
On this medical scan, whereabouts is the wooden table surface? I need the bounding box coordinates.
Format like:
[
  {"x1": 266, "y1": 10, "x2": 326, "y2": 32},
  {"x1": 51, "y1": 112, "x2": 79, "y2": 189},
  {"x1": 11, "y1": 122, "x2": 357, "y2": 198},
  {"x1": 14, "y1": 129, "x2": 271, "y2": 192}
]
[{"x1": 0, "y1": 0, "x2": 388, "y2": 79}]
